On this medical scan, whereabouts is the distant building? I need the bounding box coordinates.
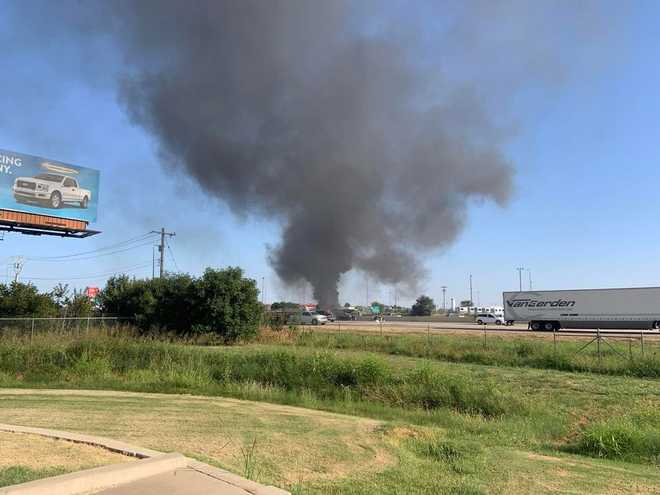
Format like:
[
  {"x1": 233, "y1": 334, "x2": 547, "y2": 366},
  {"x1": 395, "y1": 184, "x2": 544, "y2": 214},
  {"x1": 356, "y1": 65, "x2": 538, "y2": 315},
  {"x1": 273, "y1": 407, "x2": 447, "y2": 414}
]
[{"x1": 458, "y1": 305, "x2": 503, "y2": 315}]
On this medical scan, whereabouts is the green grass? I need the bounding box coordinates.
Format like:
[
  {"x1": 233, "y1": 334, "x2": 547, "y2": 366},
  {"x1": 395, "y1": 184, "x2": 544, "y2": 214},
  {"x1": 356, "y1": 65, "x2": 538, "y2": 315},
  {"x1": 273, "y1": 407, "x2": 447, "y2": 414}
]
[
  {"x1": 0, "y1": 466, "x2": 67, "y2": 488},
  {"x1": 566, "y1": 415, "x2": 660, "y2": 464},
  {"x1": 0, "y1": 331, "x2": 658, "y2": 494},
  {"x1": 0, "y1": 335, "x2": 526, "y2": 418},
  {"x1": 261, "y1": 328, "x2": 660, "y2": 378}
]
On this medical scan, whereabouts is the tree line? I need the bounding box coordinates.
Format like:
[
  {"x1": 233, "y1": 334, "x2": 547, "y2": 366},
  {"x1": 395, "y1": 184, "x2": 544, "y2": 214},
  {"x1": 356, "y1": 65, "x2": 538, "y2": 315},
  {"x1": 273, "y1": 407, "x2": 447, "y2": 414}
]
[{"x1": 0, "y1": 267, "x2": 261, "y2": 343}]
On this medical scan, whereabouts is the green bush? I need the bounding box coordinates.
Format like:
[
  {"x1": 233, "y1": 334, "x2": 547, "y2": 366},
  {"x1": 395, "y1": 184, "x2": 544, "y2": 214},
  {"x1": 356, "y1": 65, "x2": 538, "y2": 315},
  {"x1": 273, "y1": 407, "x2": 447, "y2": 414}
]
[
  {"x1": 568, "y1": 417, "x2": 660, "y2": 464},
  {"x1": 100, "y1": 267, "x2": 261, "y2": 342},
  {"x1": 0, "y1": 282, "x2": 59, "y2": 317}
]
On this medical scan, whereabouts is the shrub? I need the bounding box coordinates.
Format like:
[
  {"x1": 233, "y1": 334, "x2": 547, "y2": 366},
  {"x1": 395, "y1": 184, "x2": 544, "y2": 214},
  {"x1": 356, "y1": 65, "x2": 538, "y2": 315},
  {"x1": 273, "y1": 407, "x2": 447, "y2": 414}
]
[
  {"x1": 100, "y1": 267, "x2": 261, "y2": 342},
  {"x1": 568, "y1": 417, "x2": 660, "y2": 464},
  {"x1": 0, "y1": 282, "x2": 59, "y2": 317}
]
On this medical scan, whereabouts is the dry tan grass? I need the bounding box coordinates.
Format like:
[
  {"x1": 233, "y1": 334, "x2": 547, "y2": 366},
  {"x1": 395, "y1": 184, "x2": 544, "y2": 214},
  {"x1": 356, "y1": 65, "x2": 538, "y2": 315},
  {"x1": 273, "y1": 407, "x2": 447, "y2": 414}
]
[
  {"x1": 499, "y1": 450, "x2": 660, "y2": 495},
  {"x1": 0, "y1": 389, "x2": 394, "y2": 487},
  {"x1": 0, "y1": 431, "x2": 129, "y2": 471}
]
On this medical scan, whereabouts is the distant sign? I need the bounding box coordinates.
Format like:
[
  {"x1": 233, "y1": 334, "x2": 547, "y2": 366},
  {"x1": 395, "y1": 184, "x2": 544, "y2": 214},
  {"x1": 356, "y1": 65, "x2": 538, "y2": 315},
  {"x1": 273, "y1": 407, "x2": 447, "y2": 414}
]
[
  {"x1": 85, "y1": 287, "x2": 100, "y2": 299},
  {"x1": 370, "y1": 303, "x2": 381, "y2": 314},
  {"x1": 0, "y1": 149, "x2": 99, "y2": 223}
]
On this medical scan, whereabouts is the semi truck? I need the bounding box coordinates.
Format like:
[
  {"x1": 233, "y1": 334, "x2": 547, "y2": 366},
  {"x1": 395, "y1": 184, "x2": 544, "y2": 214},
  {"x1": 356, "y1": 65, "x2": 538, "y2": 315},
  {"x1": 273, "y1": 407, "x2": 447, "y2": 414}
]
[{"x1": 503, "y1": 287, "x2": 660, "y2": 331}]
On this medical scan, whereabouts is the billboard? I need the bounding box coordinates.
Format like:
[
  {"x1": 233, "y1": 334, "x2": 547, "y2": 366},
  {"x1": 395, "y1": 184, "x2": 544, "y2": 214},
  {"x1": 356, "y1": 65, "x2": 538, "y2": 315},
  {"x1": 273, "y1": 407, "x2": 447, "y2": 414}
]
[{"x1": 0, "y1": 148, "x2": 99, "y2": 223}]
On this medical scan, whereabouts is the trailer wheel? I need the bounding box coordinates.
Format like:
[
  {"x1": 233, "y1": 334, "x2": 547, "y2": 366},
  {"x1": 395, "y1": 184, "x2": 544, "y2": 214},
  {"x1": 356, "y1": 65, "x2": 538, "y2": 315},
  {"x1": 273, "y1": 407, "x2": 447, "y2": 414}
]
[
  {"x1": 544, "y1": 322, "x2": 554, "y2": 331},
  {"x1": 530, "y1": 321, "x2": 541, "y2": 331},
  {"x1": 477, "y1": 319, "x2": 483, "y2": 325},
  {"x1": 653, "y1": 321, "x2": 660, "y2": 330}
]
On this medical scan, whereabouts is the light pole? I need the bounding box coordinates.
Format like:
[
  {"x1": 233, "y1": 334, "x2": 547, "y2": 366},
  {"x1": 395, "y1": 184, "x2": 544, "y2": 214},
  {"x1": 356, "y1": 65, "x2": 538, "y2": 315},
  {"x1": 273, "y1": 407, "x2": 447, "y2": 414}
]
[
  {"x1": 516, "y1": 267, "x2": 526, "y2": 292},
  {"x1": 527, "y1": 269, "x2": 533, "y2": 290},
  {"x1": 441, "y1": 286, "x2": 447, "y2": 311},
  {"x1": 469, "y1": 274, "x2": 473, "y2": 311}
]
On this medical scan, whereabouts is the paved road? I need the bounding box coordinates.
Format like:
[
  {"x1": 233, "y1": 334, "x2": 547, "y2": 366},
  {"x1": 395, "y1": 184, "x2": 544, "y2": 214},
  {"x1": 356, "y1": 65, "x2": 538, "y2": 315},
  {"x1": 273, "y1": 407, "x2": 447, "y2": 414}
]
[{"x1": 321, "y1": 320, "x2": 660, "y2": 340}]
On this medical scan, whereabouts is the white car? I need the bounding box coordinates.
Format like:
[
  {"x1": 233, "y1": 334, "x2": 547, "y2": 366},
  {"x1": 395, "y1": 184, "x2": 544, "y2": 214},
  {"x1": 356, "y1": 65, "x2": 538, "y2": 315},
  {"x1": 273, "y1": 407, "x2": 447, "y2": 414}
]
[
  {"x1": 476, "y1": 313, "x2": 505, "y2": 325},
  {"x1": 13, "y1": 173, "x2": 92, "y2": 209},
  {"x1": 290, "y1": 311, "x2": 328, "y2": 325}
]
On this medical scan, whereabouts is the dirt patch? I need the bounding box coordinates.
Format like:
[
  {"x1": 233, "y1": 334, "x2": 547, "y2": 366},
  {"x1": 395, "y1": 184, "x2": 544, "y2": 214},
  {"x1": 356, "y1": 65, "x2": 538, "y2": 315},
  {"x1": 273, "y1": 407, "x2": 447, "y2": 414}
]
[
  {"x1": 0, "y1": 431, "x2": 129, "y2": 471},
  {"x1": 526, "y1": 453, "x2": 563, "y2": 462}
]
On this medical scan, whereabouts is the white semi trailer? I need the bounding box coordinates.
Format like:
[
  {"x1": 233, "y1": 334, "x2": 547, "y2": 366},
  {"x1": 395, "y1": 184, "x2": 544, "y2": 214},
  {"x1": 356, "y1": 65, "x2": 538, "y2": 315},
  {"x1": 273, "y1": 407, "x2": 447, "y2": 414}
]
[{"x1": 503, "y1": 287, "x2": 660, "y2": 331}]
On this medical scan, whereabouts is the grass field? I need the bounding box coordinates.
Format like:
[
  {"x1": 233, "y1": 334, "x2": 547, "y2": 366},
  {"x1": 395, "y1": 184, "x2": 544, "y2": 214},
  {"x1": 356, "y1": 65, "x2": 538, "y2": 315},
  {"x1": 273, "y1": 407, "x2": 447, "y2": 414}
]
[
  {"x1": 0, "y1": 430, "x2": 129, "y2": 487},
  {"x1": 0, "y1": 331, "x2": 658, "y2": 494},
  {"x1": 259, "y1": 327, "x2": 660, "y2": 378}
]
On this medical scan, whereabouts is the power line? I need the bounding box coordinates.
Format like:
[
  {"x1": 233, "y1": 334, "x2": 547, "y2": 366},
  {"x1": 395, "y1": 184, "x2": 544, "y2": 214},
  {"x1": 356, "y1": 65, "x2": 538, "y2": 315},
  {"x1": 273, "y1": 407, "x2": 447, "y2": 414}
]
[
  {"x1": 166, "y1": 238, "x2": 180, "y2": 272},
  {"x1": 26, "y1": 240, "x2": 155, "y2": 263},
  {"x1": 9, "y1": 261, "x2": 153, "y2": 281},
  {"x1": 26, "y1": 233, "x2": 156, "y2": 261}
]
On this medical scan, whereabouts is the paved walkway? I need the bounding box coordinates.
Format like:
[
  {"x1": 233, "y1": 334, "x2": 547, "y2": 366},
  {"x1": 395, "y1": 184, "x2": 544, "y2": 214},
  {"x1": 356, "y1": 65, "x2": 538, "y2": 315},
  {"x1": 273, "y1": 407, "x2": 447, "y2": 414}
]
[
  {"x1": 97, "y1": 468, "x2": 251, "y2": 495},
  {"x1": 0, "y1": 424, "x2": 289, "y2": 495}
]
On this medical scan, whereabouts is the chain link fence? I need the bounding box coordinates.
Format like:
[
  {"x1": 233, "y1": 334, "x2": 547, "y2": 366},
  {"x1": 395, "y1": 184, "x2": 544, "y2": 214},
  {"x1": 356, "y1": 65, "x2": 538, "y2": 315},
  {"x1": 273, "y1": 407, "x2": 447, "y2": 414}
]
[{"x1": 0, "y1": 317, "x2": 135, "y2": 339}]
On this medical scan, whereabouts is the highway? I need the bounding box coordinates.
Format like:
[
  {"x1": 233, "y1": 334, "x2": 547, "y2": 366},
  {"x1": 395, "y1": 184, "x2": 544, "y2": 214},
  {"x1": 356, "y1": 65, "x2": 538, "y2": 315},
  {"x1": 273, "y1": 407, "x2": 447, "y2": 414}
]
[{"x1": 321, "y1": 319, "x2": 660, "y2": 340}]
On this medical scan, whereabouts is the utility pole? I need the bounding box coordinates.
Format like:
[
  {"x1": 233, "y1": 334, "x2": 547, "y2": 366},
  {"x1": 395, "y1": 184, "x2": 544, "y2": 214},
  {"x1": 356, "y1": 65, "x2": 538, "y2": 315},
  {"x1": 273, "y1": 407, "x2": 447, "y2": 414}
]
[
  {"x1": 151, "y1": 228, "x2": 176, "y2": 278},
  {"x1": 11, "y1": 257, "x2": 24, "y2": 283},
  {"x1": 469, "y1": 274, "x2": 473, "y2": 311},
  {"x1": 441, "y1": 286, "x2": 447, "y2": 311},
  {"x1": 516, "y1": 267, "x2": 526, "y2": 292}
]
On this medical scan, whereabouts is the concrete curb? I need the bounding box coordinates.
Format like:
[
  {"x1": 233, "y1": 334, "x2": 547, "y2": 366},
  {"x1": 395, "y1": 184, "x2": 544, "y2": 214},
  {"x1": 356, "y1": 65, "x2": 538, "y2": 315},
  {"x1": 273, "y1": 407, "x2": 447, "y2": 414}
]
[
  {"x1": 0, "y1": 423, "x2": 161, "y2": 458},
  {"x1": 0, "y1": 453, "x2": 188, "y2": 495},
  {"x1": 188, "y1": 460, "x2": 290, "y2": 495},
  {"x1": 0, "y1": 423, "x2": 291, "y2": 495}
]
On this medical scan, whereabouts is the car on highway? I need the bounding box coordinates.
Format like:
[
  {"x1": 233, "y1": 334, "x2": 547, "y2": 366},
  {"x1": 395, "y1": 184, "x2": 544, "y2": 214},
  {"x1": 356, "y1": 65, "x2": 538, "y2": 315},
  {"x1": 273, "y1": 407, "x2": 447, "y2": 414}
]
[
  {"x1": 476, "y1": 313, "x2": 505, "y2": 325},
  {"x1": 316, "y1": 310, "x2": 335, "y2": 322},
  {"x1": 288, "y1": 310, "x2": 328, "y2": 325}
]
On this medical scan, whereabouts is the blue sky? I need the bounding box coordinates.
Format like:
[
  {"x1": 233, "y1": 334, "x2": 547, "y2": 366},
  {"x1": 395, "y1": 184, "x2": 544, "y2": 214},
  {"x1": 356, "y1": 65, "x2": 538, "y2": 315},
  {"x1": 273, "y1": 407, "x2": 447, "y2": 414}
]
[{"x1": 1, "y1": 2, "x2": 659, "y2": 307}]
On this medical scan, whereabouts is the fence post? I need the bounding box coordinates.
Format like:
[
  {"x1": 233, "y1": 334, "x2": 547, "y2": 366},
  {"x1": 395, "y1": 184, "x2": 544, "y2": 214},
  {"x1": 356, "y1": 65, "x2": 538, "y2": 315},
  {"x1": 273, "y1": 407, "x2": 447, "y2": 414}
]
[
  {"x1": 338, "y1": 321, "x2": 341, "y2": 334},
  {"x1": 628, "y1": 338, "x2": 633, "y2": 362},
  {"x1": 596, "y1": 328, "x2": 602, "y2": 367},
  {"x1": 553, "y1": 328, "x2": 557, "y2": 357},
  {"x1": 30, "y1": 318, "x2": 35, "y2": 343},
  {"x1": 380, "y1": 318, "x2": 383, "y2": 337},
  {"x1": 483, "y1": 325, "x2": 487, "y2": 349},
  {"x1": 641, "y1": 331, "x2": 645, "y2": 357},
  {"x1": 86, "y1": 317, "x2": 91, "y2": 335}
]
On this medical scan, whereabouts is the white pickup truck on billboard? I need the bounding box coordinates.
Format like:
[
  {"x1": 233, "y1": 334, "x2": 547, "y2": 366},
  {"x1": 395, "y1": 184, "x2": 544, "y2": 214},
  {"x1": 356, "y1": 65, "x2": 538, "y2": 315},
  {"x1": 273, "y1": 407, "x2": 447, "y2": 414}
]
[
  {"x1": 13, "y1": 171, "x2": 92, "y2": 209},
  {"x1": 503, "y1": 287, "x2": 660, "y2": 331},
  {"x1": 0, "y1": 149, "x2": 99, "y2": 223}
]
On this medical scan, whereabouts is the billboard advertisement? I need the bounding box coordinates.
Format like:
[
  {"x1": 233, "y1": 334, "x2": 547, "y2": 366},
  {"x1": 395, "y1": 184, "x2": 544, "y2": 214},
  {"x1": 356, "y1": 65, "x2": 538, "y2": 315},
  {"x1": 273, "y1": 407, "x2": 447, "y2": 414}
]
[{"x1": 0, "y1": 148, "x2": 99, "y2": 223}]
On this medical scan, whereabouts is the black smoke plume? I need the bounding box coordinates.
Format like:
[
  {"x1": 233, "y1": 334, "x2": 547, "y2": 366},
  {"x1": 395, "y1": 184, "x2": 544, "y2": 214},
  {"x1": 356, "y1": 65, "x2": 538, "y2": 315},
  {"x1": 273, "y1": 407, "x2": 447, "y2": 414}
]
[{"x1": 10, "y1": 1, "x2": 612, "y2": 307}]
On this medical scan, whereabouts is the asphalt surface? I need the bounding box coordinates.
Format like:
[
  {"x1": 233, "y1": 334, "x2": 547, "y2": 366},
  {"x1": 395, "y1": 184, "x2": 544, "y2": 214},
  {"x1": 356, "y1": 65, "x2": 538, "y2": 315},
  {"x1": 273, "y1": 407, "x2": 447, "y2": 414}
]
[{"x1": 322, "y1": 320, "x2": 660, "y2": 339}]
